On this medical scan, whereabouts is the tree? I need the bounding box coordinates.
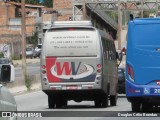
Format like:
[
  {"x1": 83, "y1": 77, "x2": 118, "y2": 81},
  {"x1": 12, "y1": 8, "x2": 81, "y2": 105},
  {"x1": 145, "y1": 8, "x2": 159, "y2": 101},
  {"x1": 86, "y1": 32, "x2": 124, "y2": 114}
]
[
  {"x1": 43, "y1": 0, "x2": 53, "y2": 8},
  {"x1": 10, "y1": 0, "x2": 53, "y2": 8},
  {"x1": 28, "y1": 32, "x2": 38, "y2": 47}
]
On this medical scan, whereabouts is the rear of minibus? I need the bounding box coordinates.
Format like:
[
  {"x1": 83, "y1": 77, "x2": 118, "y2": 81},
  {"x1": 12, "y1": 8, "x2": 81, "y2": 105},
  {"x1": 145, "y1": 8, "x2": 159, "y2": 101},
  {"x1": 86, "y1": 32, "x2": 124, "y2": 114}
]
[
  {"x1": 126, "y1": 19, "x2": 160, "y2": 103},
  {"x1": 41, "y1": 26, "x2": 104, "y2": 100}
]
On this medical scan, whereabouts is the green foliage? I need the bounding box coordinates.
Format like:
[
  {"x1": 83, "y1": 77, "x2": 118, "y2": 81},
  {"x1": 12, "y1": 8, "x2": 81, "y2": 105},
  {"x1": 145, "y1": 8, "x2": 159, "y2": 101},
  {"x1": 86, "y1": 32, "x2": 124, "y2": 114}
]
[
  {"x1": 42, "y1": 0, "x2": 53, "y2": 8},
  {"x1": 10, "y1": 0, "x2": 53, "y2": 8},
  {"x1": 25, "y1": 75, "x2": 32, "y2": 91},
  {"x1": 0, "y1": 52, "x2": 4, "y2": 58},
  {"x1": 28, "y1": 32, "x2": 38, "y2": 47},
  {"x1": 149, "y1": 10, "x2": 156, "y2": 14},
  {"x1": 105, "y1": 11, "x2": 118, "y2": 22},
  {"x1": 26, "y1": 0, "x2": 40, "y2": 5},
  {"x1": 143, "y1": 11, "x2": 150, "y2": 18},
  {"x1": 12, "y1": 55, "x2": 20, "y2": 60}
]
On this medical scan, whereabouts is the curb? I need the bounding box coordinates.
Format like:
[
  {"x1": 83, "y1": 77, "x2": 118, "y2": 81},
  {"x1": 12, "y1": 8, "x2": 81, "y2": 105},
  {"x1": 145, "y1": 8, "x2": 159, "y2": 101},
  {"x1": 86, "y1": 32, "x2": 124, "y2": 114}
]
[
  {"x1": 7, "y1": 74, "x2": 41, "y2": 96},
  {"x1": 8, "y1": 83, "x2": 41, "y2": 96}
]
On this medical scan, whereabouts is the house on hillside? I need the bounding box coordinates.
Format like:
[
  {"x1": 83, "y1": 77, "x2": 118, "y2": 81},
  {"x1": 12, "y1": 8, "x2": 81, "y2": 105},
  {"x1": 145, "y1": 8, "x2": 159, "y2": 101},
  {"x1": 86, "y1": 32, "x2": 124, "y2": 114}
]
[{"x1": 0, "y1": 0, "x2": 45, "y2": 58}]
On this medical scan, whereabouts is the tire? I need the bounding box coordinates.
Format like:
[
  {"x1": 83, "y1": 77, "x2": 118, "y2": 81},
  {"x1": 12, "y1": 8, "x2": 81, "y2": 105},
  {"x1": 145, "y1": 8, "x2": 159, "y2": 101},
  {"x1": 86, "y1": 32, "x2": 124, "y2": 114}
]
[
  {"x1": 94, "y1": 95, "x2": 108, "y2": 108},
  {"x1": 110, "y1": 95, "x2": 117, "y2": 106},
  {"x1": 94, "y1": 99, "x2": 101, "y2": 108},
  {"x1": 62, "y1": 99, "x2": 67, "y2": 107},
  {"x1": 55, "y1": 96, "x2": 66, "y2": 108},
  {"x1": 142, "y1": 103, "x2": 153, "y2": 112},
  {"x1": 102, "y1": 95, "x2": 108, "y2": 108},
  {"x1": 56, "y1": 101, "x2": 63, "y2": 108},
  {"x1": 131, "y1": 102, "x2": 141, "y2": 112},
  {"x1": 48, "y1": 95, "x2": 55, "y2": 109}
]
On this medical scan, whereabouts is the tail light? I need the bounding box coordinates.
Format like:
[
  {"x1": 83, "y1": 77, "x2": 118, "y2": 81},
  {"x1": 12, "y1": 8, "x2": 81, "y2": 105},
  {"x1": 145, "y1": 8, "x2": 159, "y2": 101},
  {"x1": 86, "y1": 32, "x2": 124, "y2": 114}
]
[
  {"x1": 42, "y1": 70, "x2": 46, "y2": 74},
  {"x1": 127, "y1": 65, "x2": 134, "y2": 80},
  {"x1": 41, "y1": 65, "x2": 46, "y2": 69},
  {"x1": 69, "y1": 28, "x2": 75, "y2": 30},
  {"x1": 97, "y1": 64, "x2": 102, "y2": 74},
  {"x1": 41, "y1": 65, "x2": 46, "y2": 74},
  {"x1": 97, "y1": 64, "x2": 102, "y2": 68}
]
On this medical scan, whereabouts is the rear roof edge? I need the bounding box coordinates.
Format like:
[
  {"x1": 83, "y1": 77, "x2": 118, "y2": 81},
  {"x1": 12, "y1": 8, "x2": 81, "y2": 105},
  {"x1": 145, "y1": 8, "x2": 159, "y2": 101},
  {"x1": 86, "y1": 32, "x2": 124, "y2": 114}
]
[
  {"x1": 129, "y1": 18, "x2": 160, "y2": 25},
  {"x1": 51, "y1": 21, "x2": 92, "y2": 27}
]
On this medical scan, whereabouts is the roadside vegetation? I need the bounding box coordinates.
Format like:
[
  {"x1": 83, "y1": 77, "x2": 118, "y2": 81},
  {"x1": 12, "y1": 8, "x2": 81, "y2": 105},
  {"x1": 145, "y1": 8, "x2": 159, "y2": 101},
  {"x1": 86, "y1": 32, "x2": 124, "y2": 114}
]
[{"x1": 10, "y1": 0, "x2": 53, "y2": 8}]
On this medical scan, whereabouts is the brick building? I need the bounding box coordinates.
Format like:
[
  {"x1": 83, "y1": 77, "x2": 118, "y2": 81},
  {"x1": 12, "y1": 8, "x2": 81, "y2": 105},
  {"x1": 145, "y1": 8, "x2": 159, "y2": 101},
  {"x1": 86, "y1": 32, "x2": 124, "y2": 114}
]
[
  {"x1": 0, "y1": 0, "x2": 45, "y2": 58},
  {"x1": 53, "y1": 0, "x2": 73, "y2": 21}
]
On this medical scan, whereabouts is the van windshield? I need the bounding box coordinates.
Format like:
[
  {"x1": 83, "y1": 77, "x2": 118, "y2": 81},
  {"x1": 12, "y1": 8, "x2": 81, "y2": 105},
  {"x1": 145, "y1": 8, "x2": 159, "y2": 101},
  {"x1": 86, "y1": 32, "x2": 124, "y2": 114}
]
[{"x1": 45, "y1": 30, "x2": 98, "y2": 57}]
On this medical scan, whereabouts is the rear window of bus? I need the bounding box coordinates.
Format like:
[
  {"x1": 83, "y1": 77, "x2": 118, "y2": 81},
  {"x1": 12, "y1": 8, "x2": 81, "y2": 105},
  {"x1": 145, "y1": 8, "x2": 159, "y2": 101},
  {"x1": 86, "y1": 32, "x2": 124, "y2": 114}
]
[{"x1": 45, "y1": 28, "x2": 98, "y2": 57}]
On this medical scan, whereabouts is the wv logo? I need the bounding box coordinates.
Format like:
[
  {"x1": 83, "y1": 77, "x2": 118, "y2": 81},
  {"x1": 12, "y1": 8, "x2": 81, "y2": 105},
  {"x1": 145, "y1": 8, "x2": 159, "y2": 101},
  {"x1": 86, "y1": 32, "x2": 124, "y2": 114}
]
[
  {"x1": 56, "y1": 62, "x2": 81, "y2": 75},
  {"x1": 51, "y1": 62, "x2": 94, "y2": 79}
]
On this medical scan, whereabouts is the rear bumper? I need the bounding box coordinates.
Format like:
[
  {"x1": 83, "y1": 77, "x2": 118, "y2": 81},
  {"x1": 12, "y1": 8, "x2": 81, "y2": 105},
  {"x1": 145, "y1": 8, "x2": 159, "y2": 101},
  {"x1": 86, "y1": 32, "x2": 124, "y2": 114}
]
[
  {"x1": 126, "y1": 80, "x2": 160, "y2": 96},
  {"x1": 126, "y1": 80, "x2": 160, "y2": 104},
  {"x1": 43, "y1": 89, "x2": 106, "y2": 101}
]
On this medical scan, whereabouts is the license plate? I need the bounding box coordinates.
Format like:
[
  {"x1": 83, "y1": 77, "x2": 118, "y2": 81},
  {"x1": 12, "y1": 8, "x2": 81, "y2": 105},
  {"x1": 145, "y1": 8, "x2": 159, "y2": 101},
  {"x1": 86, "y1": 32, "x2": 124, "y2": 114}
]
[
  {"x1": 66, "y1": 85, "x2": 78, "y2": 90},
  {"x1": 150, "y1": 88, "x2": 160, "y2": 94}
]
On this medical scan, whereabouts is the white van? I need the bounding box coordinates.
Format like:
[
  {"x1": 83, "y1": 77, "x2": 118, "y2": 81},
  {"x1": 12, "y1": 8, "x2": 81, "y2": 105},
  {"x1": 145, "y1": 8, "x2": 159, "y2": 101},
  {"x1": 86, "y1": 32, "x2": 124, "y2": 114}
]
[{"x1": 41, "y1": 21, "x2": 118, "y2": 108}]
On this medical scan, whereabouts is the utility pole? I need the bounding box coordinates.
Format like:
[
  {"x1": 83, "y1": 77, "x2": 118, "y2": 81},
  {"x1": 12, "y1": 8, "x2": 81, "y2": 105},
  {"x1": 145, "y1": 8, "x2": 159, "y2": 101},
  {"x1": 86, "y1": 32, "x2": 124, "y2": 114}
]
[
  {"x1": 21, "y1": 0, "x2": 27, "y2": 81},
  {"x1": 83, "y1": 0, "x2": 86, "y2": 20},
  {"x1": 156, "y1": 0, "x2": 158, "y2": 16},
  {"x1": 118, "y1": 0, "x2": 122, "y2": 50},
  {"x1": 141, "y1": 0, "x2": 143, "y2": 18}
]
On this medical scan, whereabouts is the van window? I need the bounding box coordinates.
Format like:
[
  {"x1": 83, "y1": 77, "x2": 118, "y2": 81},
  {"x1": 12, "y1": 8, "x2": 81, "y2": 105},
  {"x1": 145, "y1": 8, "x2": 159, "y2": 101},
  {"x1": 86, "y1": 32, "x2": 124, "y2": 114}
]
[{"x1": 45, "y1": 30, "x2": 98, "y2": 57}]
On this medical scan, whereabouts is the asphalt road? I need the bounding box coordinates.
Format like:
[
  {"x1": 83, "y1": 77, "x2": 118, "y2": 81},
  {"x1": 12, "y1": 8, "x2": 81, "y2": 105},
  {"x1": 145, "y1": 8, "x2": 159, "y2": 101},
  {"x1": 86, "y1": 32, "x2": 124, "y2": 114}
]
[
  {"x1": 15, "y1": 63, "x2": 40, "y2": 77},
  {"x1": 15, "y1": 91, "x2": 130, "y2": 112},
  {"x1": 14, "y1": 91, "x2": 160, "y2": 120}
]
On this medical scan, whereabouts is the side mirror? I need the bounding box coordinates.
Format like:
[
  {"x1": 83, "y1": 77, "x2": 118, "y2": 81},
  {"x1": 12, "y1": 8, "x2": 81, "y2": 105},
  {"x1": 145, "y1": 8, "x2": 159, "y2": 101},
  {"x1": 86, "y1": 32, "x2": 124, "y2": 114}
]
[{"x1": 0, "y1": 64, "x2": 15, "y2": 83}]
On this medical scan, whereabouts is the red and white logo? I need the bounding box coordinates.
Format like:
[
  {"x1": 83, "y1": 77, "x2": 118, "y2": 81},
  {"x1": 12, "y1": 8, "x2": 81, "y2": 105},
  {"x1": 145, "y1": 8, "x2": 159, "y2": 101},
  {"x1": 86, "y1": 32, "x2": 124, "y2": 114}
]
[{"x1": 51, "y1": 62, "x2": 94, "y2": 79}]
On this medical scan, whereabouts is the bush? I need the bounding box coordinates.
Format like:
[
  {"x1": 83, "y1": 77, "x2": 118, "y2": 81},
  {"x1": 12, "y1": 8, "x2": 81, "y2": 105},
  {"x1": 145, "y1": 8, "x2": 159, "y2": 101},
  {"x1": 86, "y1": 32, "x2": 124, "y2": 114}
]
[
  {"x1": 25, "y1": 75, "x2": 32, "y2": 91},
  {"x1": 0, "y1": 52, "x2": 4, "y2": 58},
  {"x1": 12, "y1": 55, "x2": 21, "y2": 60}
]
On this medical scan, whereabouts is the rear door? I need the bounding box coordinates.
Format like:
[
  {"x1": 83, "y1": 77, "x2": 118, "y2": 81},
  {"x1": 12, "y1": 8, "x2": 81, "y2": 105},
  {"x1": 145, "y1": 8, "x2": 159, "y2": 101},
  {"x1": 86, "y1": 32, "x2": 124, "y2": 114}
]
[{"x1": 44, "y1": 27, "x2": 100, "y2": 83}]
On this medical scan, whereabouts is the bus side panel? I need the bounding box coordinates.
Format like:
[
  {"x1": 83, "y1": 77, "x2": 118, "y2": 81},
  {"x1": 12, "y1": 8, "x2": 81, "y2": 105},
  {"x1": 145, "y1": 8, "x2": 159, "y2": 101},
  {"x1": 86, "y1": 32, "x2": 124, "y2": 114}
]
[{"x1": 101, "y1": 38, "x2": 118, "y2": 96}]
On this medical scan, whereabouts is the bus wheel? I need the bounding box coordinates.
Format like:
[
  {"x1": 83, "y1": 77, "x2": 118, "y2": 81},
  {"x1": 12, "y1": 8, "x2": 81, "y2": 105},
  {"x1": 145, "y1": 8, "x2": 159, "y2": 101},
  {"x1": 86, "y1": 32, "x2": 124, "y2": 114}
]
[
  {"x1": 102, "y1": 96, "x2": 108, "y2": 108},
  {"x1": 94, "y1": 99, "x2": 101, "y2": 108},
  {"x1": 131, "y1": 102, "x2": 141, "y2": 112},
  {"x1": 56, "y1": 101, "x2": 63, "y2": 108},
  {"x1": 110, "y1": 95, "x2": 117, "y2": 106},
  {"x1": 48, "y1": 95, "x2": 56, "y2": 109},
  {"x1": 142, "y1": 103, "x2": 153, "y2": 112},
  {"x1": 62, "y1": 99, "x2": 67, "y2": 107}
]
